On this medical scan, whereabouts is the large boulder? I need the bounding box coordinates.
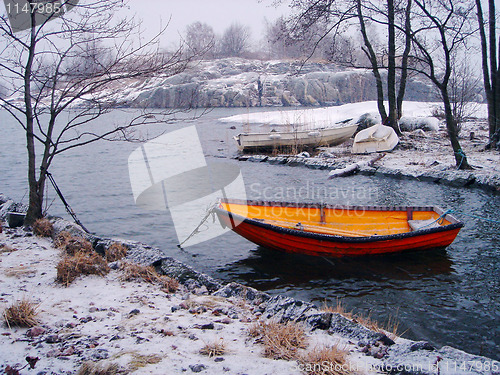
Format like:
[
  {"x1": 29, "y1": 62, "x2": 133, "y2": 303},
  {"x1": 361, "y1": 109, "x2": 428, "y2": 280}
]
[{"x1": 399, "y1": 116, "x2": 440, "y2": 132}]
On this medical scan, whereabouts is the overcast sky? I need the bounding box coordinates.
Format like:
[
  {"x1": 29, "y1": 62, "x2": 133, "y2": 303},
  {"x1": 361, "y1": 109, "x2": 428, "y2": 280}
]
[{"x1": 127, "y1": 0, "x2": 290, "y2": 47}]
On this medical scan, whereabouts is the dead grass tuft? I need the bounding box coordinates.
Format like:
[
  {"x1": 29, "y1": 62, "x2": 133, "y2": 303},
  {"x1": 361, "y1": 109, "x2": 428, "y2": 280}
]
[
  {"x1": 120, "y1": 262, "x2": 179, "y2": 293},
  {"x1": 323, "y1": 300, "x2": 400, "y2": 339},
  {"x1": 3, "y1": 298, "x2": 40, "y2": 328},
  {"x1": 108, "y1": 351, "x2": 163, "y2": 372},
  {"x1": 63, "y1": 237, "x2": 94, "y2": 256},
  {"x1": 56, "y1": 252, "x2": 110, "y2": 286},
  {"x1": 33, "y1": 218, "x2": 53, "y2": 237},
  {"x1": 200, "y1": 339, "x2": 226, "y2": 357},
  {"x1": 4, "y1": 265, "x2": 37, "y2": 278},
  {"x1": 76, "y1": 361, "x2": 124, "y2": 375},
  {"x1": 249, "y1": 320, "x2": 308, "y2": 360},
  {"x1": 105, "y1": 242, "x2": 128, "y2": 262},
  {"x1": 0, "y1": 244, "x2": 17, "y2": 253},
  {"x1": 321, "y1": 299, "x2": 353, "y2": 320},
  {"x1": 299, "y1": 345, "x2": 351, "y2": 375},
  {"x1": 54, "y1": 231, "x2": 73, "y2": 248},
  {"x1": 128, "y1": 353, "x2": 163, "y2": 371}
]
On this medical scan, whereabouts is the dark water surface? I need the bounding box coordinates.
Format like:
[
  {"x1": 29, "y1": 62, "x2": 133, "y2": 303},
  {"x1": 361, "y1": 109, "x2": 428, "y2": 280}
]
[{"x1": 0, "y1": 108, "x2": 498, "y2": 360}]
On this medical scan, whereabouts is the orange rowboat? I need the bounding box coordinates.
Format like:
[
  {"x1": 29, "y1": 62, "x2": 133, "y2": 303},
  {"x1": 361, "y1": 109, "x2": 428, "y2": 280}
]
[{"x1": 215, "y1": 199, "x2": 464, "y2": 257}]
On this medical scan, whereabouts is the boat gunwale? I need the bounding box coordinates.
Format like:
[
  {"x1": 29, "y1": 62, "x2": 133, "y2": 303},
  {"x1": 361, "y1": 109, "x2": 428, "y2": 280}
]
[
  {"x1": 216, "y1": 198, "x2": 464, "y2": 244},
  {"x1": 235, "y1": 124, "x2": 358, "y2": 138}
]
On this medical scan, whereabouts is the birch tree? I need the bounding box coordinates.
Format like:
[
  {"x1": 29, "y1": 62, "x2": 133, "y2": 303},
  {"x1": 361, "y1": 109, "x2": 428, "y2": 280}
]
[{"x1": 0, "y1": 0, "x2": 193, "y2": 224}]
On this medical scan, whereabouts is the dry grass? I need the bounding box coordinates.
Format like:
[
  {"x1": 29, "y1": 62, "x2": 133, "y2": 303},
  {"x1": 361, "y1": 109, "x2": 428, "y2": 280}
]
[
  {"x1": 33, "y1": 218, "x2": 53, "y2": 237},
  {"x1": 299, "y1": 345, "x2": 351, "y2": 375},
  {"x1": 128, "y1": 353, "x2": 163, "y2": 371},
  {"x1": 109, "y1": 351, "x2": 163, "y2": 372},
  {"x1": 3, "y1": 298, "x2": 40, "y2": 328},
  {"x1": 200, "y1": 339, "x2": 226, "y2": 357},
  {"x1": 56, "y1": 252, "x2": 110, "y2": 286},
  {"x1": 322, "y1": 299, "x2": 353, "y2": 320},
  {"x1": 249, "y1": 320, "x2": 308, "y2": 360},
  {"x1": 0, "y1": 244, "x2": 17, "y2": 253},
  {"x1": 323, "y1": 300, "x2": 400, "y2": 340},
  {"x1": 63, "y1": 237, "x2": 94, "y2": 256},
  {"x1": 54, "y1": 231, "x2": 73, "y2": 248},
  {"x1": 4, "y1": 265, "x2": 37, "y2": 278},
  {"x1": 76, "y1": 361, "x2": 124, "y2": 375},
  {"x1": 105, "y1": 242, "x2": 128, "y2": 262},
  {"x1": 119, "y1": 262, "x2": 179, "y2": 293}
]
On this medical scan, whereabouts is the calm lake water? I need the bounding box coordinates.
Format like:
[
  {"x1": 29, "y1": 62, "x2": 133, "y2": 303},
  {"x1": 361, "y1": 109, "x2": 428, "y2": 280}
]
[{"x1": 0, "y1": 108, "x2": 499, "y2": 360}]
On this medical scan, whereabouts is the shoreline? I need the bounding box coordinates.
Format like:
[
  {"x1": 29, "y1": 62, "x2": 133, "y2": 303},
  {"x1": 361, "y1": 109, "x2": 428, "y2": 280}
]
[{"x1": 1, "y1": 195, "x2": 499, "y2": 374}]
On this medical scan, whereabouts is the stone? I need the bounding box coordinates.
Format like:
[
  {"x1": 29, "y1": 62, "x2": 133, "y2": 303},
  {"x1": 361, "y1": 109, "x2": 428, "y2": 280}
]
[
  {"x1": 158, "y1": 257, "x2": 222, "y2": 293},
  {"x1": 27, "y1": 326, "x2": 46, "y2": 338},
  {"x1": 189, "y1": 364, "x2": 206, "y2": 373},
  {"x1": 213, "y1": 283, "x2": 270, "y2": 305}
]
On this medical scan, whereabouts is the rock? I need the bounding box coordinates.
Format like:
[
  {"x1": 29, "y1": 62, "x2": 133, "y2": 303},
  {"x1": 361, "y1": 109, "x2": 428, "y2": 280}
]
[
  {"x1": 260, "y1": 295, "x2": 315, "y2": 323},
  {"x1": 296, "y1": 151, "x2": 310, "y2": 158},
  {"x1": 213, "y1": 283, "x2": 270, "y2": 305},
  {"x1": 400, "y1": 116, "x2": 439, "y2": 132},
  {"x1": 90, "y1": 349, "x2": 109, "y2": 360},
  {"x1": 410, "y1": 341, "x2": 435, "y2": 352},
  {"x1": 356, "y1": 113, "x2": 379, "y2": 132},
  {"x1": 27, "y1": 326, "x2": 46, "y2": 338},
  {"x1": 194, "y1": 322, "x2": 214, "y2": 330},
  {"x1": 214, "y1": 357, "x2": 224, "y2": 362},
  {"x1": 45, "y1": 335, "x2": 60, "y2": 344},
  {"x1": 128, "y1": 309, "x2": 140, "y2": 316},
  {"x1": 328, "y1": 314, "x2": 394, "y2": 346},
  {"x1": 158, "y1": 257, "x2": 222, "y2": 293},
  {"x1": 189, "y1": 364, "x2": 206, "y2": 373}
]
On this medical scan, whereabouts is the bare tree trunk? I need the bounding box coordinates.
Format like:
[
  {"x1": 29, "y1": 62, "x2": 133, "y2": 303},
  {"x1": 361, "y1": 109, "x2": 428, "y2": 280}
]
[
  {"x1": 397, "y1": 0, "x2": 412, "y2": 120},
  {"x1": 441, "y1": 88, "x2": 471, "y2": 169},
  {"x1": 387, "y1": 0, "x2": 400, "y2": 135},
  {"x1": 24, "y1": 18, "x2": 43, "y2": 225},
  {"x1": 356, "y1": 0, "x2": 387, "y2": 123}
]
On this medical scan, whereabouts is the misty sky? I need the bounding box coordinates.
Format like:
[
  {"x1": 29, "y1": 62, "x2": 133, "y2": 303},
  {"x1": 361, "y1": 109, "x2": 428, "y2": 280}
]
[{"x1": 127, "y1": 0, "x2": 290, "y2": 47}]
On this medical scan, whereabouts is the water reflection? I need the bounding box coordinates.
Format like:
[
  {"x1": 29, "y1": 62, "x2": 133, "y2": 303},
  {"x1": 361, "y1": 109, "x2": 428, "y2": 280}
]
[{"x1": 219, "y1": 246, "x2": 454, "y2": 290}]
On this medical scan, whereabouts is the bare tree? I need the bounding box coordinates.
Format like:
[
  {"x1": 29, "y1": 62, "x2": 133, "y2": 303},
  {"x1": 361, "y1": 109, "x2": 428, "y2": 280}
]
[
  {"x1": 280, "y1": 0, "x2": 413, "y2": 135},
  {"x1": 185, "y1": 21, "x2": 215, "y2": 59},
  {"x1": 219, "y1": 23, "x2": 251, "y2": 57},
  {"x1": 449, "y1": 51, "x2": 483, "y2": 132},
  {"x1": 475, "y1": 0, "x2": 500, "y2": 148},
  {"x1": 409, "y1": 0, "x2": 476, "y2": 169},
  {"x1": 0, "y1": 0, "x2": 193, "y2": 224}
]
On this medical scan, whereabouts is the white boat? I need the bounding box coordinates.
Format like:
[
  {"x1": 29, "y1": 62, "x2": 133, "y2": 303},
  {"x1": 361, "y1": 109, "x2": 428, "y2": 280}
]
[
  {"x1": 234, "y1": 124, "x2": 358, "y2": 152},
  {"x1": 352, "y1": 124, "x2": 399, "y2": 154}
]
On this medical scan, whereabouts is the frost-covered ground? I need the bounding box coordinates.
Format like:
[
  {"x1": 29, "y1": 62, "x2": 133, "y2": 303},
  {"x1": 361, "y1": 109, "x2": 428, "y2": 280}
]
[
  {"x1": 0, "y1": 227, "x2": 382, "y2": 375},
  {"x1": 1, "y1": 216, "x2": 499, "y2": 374}
]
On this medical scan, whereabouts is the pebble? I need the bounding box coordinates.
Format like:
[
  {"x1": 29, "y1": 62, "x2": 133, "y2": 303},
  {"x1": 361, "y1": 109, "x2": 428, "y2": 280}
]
[
  {"x1": 45, "y1": 335, "x2": 60, "y2": 344},
  {"x1": 128, "y1": 309, "x2": 140, "y2": 316},
  {"x1": 189, "y1": 364, "x2": 206, "y2": 373},
  {"x1": 26, "y1": 326, "x2": 46, "y2": 338}
]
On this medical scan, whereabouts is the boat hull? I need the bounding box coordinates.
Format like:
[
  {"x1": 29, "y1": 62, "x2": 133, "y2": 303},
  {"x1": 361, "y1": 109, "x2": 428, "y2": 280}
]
[
  {"x1": 235, "y1": 124, "x2": 357, "y2": 152},
  {"x1": 215, "y1": 200, "x2": 463, "y2": 257}
]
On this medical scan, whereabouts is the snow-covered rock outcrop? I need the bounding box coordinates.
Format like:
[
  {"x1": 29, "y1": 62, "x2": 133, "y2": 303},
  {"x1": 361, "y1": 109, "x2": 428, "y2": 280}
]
[{"x1": 130, "y1": 58, "x2": 435, "y2": 108}]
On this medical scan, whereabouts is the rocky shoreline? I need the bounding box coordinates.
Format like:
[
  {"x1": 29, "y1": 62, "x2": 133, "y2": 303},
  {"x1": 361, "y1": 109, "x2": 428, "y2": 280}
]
[
  {"x1": 1, "y1": 194, "x2": 499, "y2": 374},
  {"x1": 236, "y1": 152, "x2": 500, "y2": 192}
]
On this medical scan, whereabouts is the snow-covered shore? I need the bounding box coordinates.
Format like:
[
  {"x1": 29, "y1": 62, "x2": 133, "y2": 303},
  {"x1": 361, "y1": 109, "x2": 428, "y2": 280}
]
[
  {"x1": 1, "y1": 197, "x2": 499, "y2": 374},
  {"x1": 222, "y1": 101, "x2": 500, "y2": 192}
]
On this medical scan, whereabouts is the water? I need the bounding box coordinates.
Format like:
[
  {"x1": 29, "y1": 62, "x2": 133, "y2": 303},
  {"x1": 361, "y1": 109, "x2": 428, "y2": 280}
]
[{"x1": 0, "y1": 108, "x2": 499, "y2": 360}]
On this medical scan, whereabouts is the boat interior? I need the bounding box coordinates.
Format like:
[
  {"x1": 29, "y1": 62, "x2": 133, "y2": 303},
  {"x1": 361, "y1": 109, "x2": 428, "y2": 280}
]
[{"x1": 219, "y1": 200, "x2": 454, "y2": 238}]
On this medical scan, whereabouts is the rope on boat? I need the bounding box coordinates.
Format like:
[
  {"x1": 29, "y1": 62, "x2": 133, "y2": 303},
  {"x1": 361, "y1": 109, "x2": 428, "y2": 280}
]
[
  {"x1": 45, "y1": 170, "x2": 90, "y2": 233},
  {"x1": 177, "y1": 203, "x2": 217, "y2": 250}
]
